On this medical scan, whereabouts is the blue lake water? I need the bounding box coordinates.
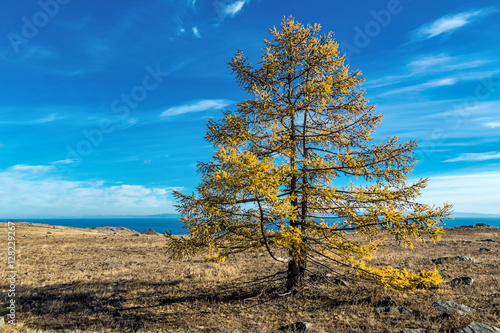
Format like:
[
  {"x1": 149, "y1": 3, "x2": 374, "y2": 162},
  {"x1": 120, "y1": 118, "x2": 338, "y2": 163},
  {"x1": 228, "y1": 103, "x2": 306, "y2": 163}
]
[{"x1": 3, "y1": 217, "x2": 499, "y2": 235}]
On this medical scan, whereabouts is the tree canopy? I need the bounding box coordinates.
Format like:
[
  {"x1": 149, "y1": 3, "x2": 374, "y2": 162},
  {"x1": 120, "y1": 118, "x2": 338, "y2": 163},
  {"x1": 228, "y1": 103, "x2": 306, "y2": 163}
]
[{"x1": 166, "y1": 17, "x2": 452, "y2": 292}]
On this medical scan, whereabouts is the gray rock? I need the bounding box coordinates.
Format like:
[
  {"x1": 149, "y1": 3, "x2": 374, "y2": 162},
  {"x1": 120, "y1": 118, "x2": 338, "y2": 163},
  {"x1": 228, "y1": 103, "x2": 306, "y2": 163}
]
[
  {"x1": 454, "y1": 256, "x2": 478, "y2": 263},
  {"x1": 278, "y1": 321, "x2": 311, "y2": 331},
  {"x1": 480, "y1": 248, "x2": 492, "y2": 252},
  {"x1": 454, "y1": 322, "x2": 500, "y2": 333},
  {"x1": 432, "y1": 257, "x2": 448, "y2": 264},
  {"x1": 373, "y1": 297, "x2": 413, "y2": 315},
  {"x1": 432, "y1": 256, "x2": 478, "y2": 264},
  {"x1": 376, "y1": 296, "x2": 398, "y2": 307},
  {"x1": 450, "y1": 277, "x2": 474, "y2": 287},
  {"x1": 476, "y1": 223, "x2": 489, "y2": 227},
  {"x1": 433, "y1": 300, "x2": 475, "y2": 316},
  {"x1": 401, "y1": 329, "x2": 425, "y2": 333},
  {"x1": 128, "y1": 261, "x2": 140, "y2": 266}
]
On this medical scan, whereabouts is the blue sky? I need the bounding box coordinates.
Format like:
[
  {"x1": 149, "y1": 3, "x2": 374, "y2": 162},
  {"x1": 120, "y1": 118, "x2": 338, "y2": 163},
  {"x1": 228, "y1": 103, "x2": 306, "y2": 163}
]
[{"x1": 1, "y1": 0, "x2": 499, "y2": 218}]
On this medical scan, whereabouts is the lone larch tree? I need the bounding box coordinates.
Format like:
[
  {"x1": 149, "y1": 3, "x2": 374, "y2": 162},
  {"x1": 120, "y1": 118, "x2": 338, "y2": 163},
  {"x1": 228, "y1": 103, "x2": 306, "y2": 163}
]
[{"x1": 167, "y1": 18, "x2": 452, "y2": 292}]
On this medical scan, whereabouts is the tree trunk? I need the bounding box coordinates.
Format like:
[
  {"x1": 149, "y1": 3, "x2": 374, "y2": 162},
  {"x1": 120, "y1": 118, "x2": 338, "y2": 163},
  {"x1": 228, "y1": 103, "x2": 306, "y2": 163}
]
[{"x1": 286, "y1": 259, "x2": 305, "y2": 292}]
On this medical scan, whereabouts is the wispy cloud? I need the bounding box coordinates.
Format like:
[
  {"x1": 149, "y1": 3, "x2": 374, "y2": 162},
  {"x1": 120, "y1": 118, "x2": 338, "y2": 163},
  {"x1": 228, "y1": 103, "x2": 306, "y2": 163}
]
[
  {"x1": 51, "y1": 159, "x2": 78, "y2": 165},
  {"x1": 37, "y1": 113, "x2": 60, "y2": 123},
  {"x1": 366, "y1": 53, "x2": 491, "y2": 89},
  {"x1": 444, "y1": 152, "x2": 500, "y2": 162},
  {"x1": 192, "y1": 26, "x2": 201, "y2": 38},
  {"x1": 380, "y1": 70, "x2": 499, "y2": 96},
  {"x1": 160, "y1": 99, "x2": 233, "y2": 117},
  {"x1": 408, "y1": 54, "x2": 452, "y2": 71},
  {"x1": 0, "y1": 164, "x2": 181, "y2": 218},
  {"x1": 381, "y1": 77, "x2": 456, "y2": 95},
  {"x1": 9, "y1": 164, "x2": 54, "y2": 173},
  {"x1": 417, "y1": 171, "x2": 500, "y2": 214},
  {"x1": 427, "y1": 101, "x2": 500, "y2": 120},
  {"x1": 407, "y1": 54, "x2": 489, "y2": 72},
  {"x1": 484, "y1": 122, "x2": 500, "y2": 128},
  {"x1": 221, "y1": 0, "x2": 249, "y2": 17},
  {"x1": 412, "y1": 9, "x2": 488, "y2": 40}
]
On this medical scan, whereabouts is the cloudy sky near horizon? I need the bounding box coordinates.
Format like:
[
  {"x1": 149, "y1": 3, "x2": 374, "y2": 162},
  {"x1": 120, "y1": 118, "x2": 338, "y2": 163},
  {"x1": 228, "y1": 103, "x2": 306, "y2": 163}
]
[{"x1": 1, "y1": 0, "x2": 499, "y2": 218}]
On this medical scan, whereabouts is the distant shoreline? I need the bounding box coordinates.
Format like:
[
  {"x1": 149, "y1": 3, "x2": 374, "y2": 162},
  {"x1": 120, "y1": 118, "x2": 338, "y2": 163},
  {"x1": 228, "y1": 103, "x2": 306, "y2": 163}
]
[{"x1": 2, "y1": 217, "x2": 500, "y2": 235}]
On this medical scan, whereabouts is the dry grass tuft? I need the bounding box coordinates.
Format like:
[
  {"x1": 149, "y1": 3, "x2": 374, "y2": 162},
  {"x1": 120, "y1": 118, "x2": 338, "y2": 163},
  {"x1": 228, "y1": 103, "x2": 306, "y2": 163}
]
[{"x1": 1, "y1": 222, "x2": 499, "y2": 332}]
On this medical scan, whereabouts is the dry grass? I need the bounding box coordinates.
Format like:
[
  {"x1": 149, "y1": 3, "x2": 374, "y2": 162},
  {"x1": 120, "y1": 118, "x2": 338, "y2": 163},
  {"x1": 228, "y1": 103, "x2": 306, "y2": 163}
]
[{"x1": 1, "y1": 222, "x2": 499, "y2": 332}]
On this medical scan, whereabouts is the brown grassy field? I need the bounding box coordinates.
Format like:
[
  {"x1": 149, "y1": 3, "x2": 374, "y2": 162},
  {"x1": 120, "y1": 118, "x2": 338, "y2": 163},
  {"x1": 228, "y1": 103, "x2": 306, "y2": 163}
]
[{"x1": 1, "y1": 222, "x2": 499, "y2": 332}]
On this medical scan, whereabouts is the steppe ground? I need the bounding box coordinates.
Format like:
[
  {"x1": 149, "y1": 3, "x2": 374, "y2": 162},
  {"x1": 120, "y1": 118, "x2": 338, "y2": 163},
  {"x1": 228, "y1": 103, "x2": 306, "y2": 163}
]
[{"x1": 0, "y1": 222, "x2": 499, "y2": 332}]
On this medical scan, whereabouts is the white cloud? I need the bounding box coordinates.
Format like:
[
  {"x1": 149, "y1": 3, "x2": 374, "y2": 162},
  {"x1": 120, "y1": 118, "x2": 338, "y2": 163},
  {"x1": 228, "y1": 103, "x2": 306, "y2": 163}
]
[
  {"x1": 444, "y1": 152, "x2": 500, "y2": 162},
  {"x1": 222, "y1": 0, "x2": 248, "y2": 17},
  {"x1": 412, "y1": 10, "x2": 484, "y2": 40},
  {"x1": 417, "y1": 172, "x2": 500, "y2": 214},
  {"x1": 381, "y1": 70, "x2": 499, "y2": 96},
  {"x1": 192, "y1": 26, "x2": 201, "y2": 38},
  {"x1": 427, "y1": 101, "x2": 500, "y2": 120},
  {"x1": 408, "y1": 54, "x2": 488, "y2": 73},
  {"x1": 51, "y1": 159, "x2": 77, "y2": 165},
  {"x1": 484, "y1": 122, "x2": 500, "y2": 128},
  {"x1": 0, "y1": 164, "x2": 181, "y2": 218},
  {"x1": 366, "y1": 53, "x2": 491, "y2": 90},
  {"x1": 160, "y1": 99, "x2": 233, "y2": 117},
  {"x1": 37, "y1": 113, "x2": 60, "y2": 123},
  {"x1": 381, "y1": 77, "x2": 456, "y2": 95},
  {"x1": 10, "y1": 164, "x2": 55, "y2": 173},
  {"x1": 408, "y1": 54, "x2": 452, "y2": 71}
]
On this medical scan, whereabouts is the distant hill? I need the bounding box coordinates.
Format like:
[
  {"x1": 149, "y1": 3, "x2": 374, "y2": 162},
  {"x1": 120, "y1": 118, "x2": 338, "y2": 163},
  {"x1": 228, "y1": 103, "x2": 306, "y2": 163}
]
[
  {"x1": 17, "y1": 213, "x2": 183, "y2": 219},
  {"x1": 144, "y1": 213, "x2": 182, "y2": 218},
  {"x1": 91, "y1": 213, "x2": 182, "y2": 219},
  {"x1": 453, "y1": 212, "x2": 500, "y2": 218}
]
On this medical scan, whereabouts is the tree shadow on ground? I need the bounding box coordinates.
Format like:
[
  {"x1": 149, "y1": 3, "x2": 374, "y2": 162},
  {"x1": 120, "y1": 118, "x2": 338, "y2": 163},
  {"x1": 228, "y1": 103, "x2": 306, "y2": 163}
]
[{"x1": 0, "y1": 278, "x2": 283, "y2": 332}]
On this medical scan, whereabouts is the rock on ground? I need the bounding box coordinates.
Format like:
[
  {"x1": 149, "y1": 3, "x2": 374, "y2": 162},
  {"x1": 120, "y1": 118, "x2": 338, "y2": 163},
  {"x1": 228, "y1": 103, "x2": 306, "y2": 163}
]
[
  {"x1": 375, "y1": 296, "x2": 397, "y2": 307},
  {"x1": 450, "y1": 277, "x2": 474, "y2": 287},
  {"x1": 432, "y1": 256, "x2": 478, "y2": 264},
  {"x1": 278, "y1": 321, "x2": 312, "y2": 331},
  {"x1": 454, "y1": 322, "x2": 500, "y2": 333},
  {"x1": 400, "y1": 329, "x2": 425, "y2": 333},
  {"x1": 433, "y1": 300, "x2": 475, "y2": 316},
  {"x1": 374, "y1": 297, "x2": 413, "y2": 315}
]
